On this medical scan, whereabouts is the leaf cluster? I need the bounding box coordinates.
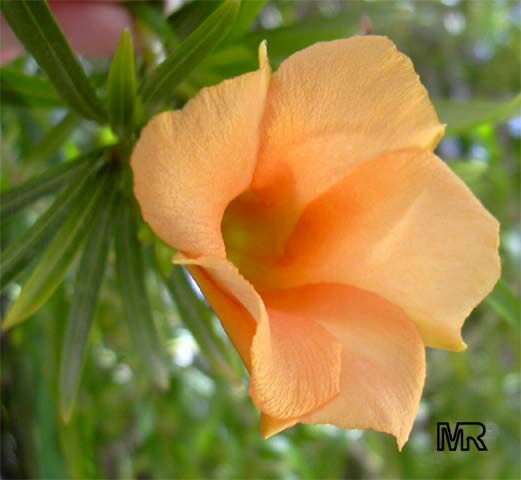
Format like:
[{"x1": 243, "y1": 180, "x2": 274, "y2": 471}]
[{"x1": 0, "y1": 1, "x2": 519, "y2": 478}]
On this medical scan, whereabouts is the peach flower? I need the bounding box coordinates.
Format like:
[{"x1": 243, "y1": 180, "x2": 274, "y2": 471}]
[
  {"x1": 131, "y1": 37, "x2": 500, "y2": 449},
  {"x1": 0, "y1": 0, "x2": 135, "y2": 65}
]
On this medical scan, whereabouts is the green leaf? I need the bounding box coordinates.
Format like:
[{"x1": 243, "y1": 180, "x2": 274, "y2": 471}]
[
  {"x1": 0, "y1": 155, "x2": 103, "y2": 287},
  {"x1": 107, "y1": 30, "x2": 138, "y2": 136},
  {"x1": 1, "y1": 0, "x2": 105, "y2": 122},
  {"x1": 226, "y1": 0, "x2": 265, "y2": 39},
  {"x1": 25, "y1": 113, "x2": 80, "y2": 163},
  {"x1": 169, "y1": 0, "x2": 263, "y2": 41},
  {"x1": 168, "y1": 0, "x2": 219, "y2": 40},
  {"x1": 140, "y1": 0, "x2": 241, "y2": 108},
  {"x1": 434, "y1": 93, "x2": 521, "y2": 135},
  {"x1": 2, "y1": 168, "x2": 112, "y2": 330},
  {"x1": 130, "y1": 2, "x2": 180, "y2": 48},
  {"x1": 114, "y1": 198, "x2": 169, "y2": 390},
  {"x1": 485, "y1": 278, "x2": 521, "y2": 330},
  {"x1": 0, "y1": 67, "x2": 62, "y2": 109},
  {"x1": 59, "y1": 185, "x2": 116, "y2": 422},
  {"x1": 0, "y1": 150, "x2": 99, "y2": 220},
  {"x1": 164, "y1": 265, "x2": 241, "y2": 384}
]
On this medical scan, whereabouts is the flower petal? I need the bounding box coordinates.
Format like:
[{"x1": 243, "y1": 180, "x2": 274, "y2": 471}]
[
  {"x1": 281, "y1": 148, "x2": 500, "y2": 351},
  {"x1": 252, "y1": 36, "x2": 444, "y2": 213},
  {"x1": 260, "y1": 414, "x2": 298, "y2": 439},
  {"x1": 263, "y1": 284, "x2": 425, "y2": 449},
  {"x1": 131, "y1": 44, "x2": 271, "y2": 257},
  {"x1": 1, "y1": 2, "x2": 136, "y2": 65},
  {"x1": 174, "y1": 255, "x2": 257, "y2": 370},
  {"x1": 250, "y1": 303, "x2": 342, "y2": 419},
  {"x1": 51, "y1": 2, "x2": 136, "y2": 57},
  {"x1": 174, "y1": 254, "x2": 342, "y2": 419},
  {"x1": 0, "y1": 15, "x2": 22, "y2": 65}
]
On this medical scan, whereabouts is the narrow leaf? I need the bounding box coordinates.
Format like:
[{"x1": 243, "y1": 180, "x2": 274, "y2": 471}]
[
  {"x1": 0, "y1": 67, "x2": 62, "y2": 109},
  {"x1": 168, "y1": 1, "x2": 218, "y2": 40},
  {"x1": 140, "y1": 0, "x2": 241, "y2": 107},
  {"x1": 0, "y1": 156, "x2": 103, "y2": 287},
  {"x1": 1, "y1": 0, "x2": 105, "y2": 121},
  {"x1": 435, "y1": 93, "x2": 521, "y2": 135},
  {"x1": 226, "y1": 0, "x2": 265, "y2": 39},
  {"x1": 485, "y1": 278, "x2": 521, "y2": 330},
  {"x1": 129, "y1": 3, "x2": 180, "y2": 49},
  {"x1": 165, "y1": 265, "x2": 241, "y2": 383},
  {"x1": 59, "y1": 186, "x2": 116, "y2": 421},
  {"x1": 0, "y1": 150, "x2": 99, "y2": 220},
  {"x1": 115, "y1": 198, "x2": 169, "y2": 389},
  {"x1": 25, "y1": 113, "x2": 80, "y2": 163},
  {"x1": 2, "y1": 169, "x2": 112, "y2": 330},
  {"x1": 107, "y1": 30, "x2": 138, "y2": 136}
]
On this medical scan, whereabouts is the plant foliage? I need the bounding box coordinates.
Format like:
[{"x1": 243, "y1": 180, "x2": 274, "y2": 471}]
[{"x1": 1, "y1": 1, "x2": 519, "y2": 478}]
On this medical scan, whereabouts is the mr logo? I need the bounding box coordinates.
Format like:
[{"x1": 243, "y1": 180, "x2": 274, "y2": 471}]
[{"x1": 436, "y1": 422, "x2": 488, "y2": 451}]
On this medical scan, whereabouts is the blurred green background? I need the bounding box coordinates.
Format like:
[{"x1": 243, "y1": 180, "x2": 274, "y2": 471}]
[{"x1": 1, "y1": 0, "x2": 520, "y2": 479}]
